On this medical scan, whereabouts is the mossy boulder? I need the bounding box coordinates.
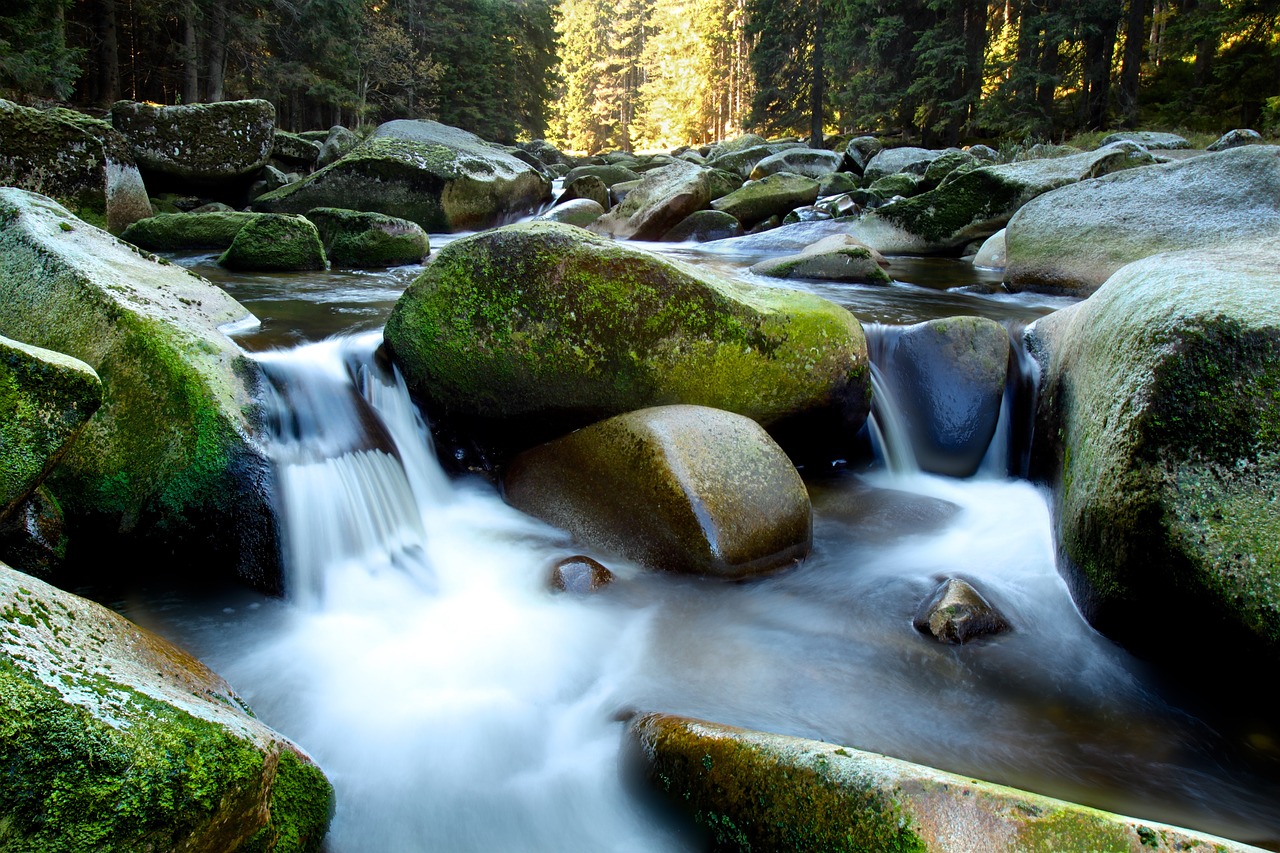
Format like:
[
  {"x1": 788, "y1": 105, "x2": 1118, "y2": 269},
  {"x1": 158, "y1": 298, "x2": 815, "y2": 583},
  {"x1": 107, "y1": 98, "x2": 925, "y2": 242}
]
[
  {"x1": 558, "y1": 174, "x2": 610, "y2": 209},
  {"x1": 0, "y1": 188, "x2": 277, "y2": 587},
  {"x1": 710, "y1": 172, "x2": 821, "y2": 228},
  {"x1": 591, "y1": 161, "x2": 714, "y2": 241},
  {"x1": 876, "y1": 316, "x2": 1010, "y2": 477},
  {"x1": 840, "y1": 136, "x2": 884, "y2": 174},
  {"x1": 120, "y1": 211, "x2": 265, "y2": 252},
  {"x1": 849, "y1": 143, "x2": 1157, "y2": 255},
  {"x1": 304, "y1": 207, "x2": 428, "y2": 268},
  {"x1": 748, "y1": 148, "x2": 844, "y2": 181},
  {"x1": 561, "y1": 164, "x2": 642, "y2": 187},
  {"x1": 661, "y1": 209, "x2": 743, "y2": 243},
  {"x1": 316, "y1": 125, "x2": 359, "y2": 168},
  {"x1": 0, "y1": 100, "x2": 151, "y2": 234},
  {"x1": 1006, "y1": 145, "x2": 1280, "y2": 296},
  {"x1": 535, "y1": 198, "x2": 605, "y2": 228},
  {"x1": 505, "y1": 405, "x2": 811, "y2": 579},
  {"x1": 0, "y1": 563, "x2": 334, "y2": 852},
  {"x1": 1027, "y1": 238, "x2": 1280, "y2": 668},
  {"x1": 632, "y1": 714, "x2": 1260, "y2": 853},
  {"x1": 0, "y1": 485, "x2": 68, "y2": 579},
  {"x1": 251, "y1": 119, "x2": 551, "y2": 232},
  {"x1": 110, "y1": 99, "x2": 276, "y2": 186},
  {"x1": 218, "y1": 214, "x2": 327, "y2": 272},
  {"x1": 867, "y1": 172, "x2": 922, "y2": 199},
  {"x1": 1207, "y1": 128, "x2": 1263, "y2": 152},
  {"x1": 706, "y1": 142, "x2": 806, "y2": 179},
  {"x1": 271, "y1": 130, "x2": 321, "y2": 167},
  {"x1": 383, "y1": 221, "x2": 871, "y2": 443},
  {"x1": 749, "y1": 234, "x2": 891, "y2": 284},
  {"x1": 1, "y1": 336, "x2": 102, "y2": 520}
]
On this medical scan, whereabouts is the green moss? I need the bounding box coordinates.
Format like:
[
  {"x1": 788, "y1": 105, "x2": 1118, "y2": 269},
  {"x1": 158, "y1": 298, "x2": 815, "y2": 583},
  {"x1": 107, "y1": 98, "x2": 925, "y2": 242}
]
[
  {"x1": 218, "y1": 215, "x2": 327, "y2": 272},
  {"x1": 305, "y1": 208, "x2": 428, "y2": 268},
  {"x1": 236, "y1": 749, "x2": 335, "y2": 853},
  {"x1": 122, "y1": 212, "x2": 264, "y2": 252},
  {"x1": 1013, "y1": 807, "x2": 1133, "y2": 852},
  {"x1": 711, "y1": 172, "x2": 821, "y2": 226}
]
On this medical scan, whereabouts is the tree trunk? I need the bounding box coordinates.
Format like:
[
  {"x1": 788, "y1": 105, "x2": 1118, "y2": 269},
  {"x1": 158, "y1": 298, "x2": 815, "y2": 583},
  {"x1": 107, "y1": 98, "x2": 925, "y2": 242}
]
[
  {"x1": 98, "y1": 0, "x2": 121, "y2": 107},
  {"x1": 1118, "y1": 0, "x2": 1148, "y2": 126},
  {"x1": 182, "y1": 3, "x2": 199, "y2": 104},
  {"x1": 205, "y1": 0, "x2": 227, "y2": 102},
  {"x1": 809, "y1": 0, "x2": 824, "y2": 147}
]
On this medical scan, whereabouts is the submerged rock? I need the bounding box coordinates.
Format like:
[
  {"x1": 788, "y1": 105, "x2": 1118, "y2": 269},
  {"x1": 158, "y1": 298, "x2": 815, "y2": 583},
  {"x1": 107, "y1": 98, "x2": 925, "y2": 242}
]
[
  {"x1": 808, "y1": 481, "x2": 960, "y2": 545},
  {"x1": 749, "y1": 234, "x2": 890, "y2": 284},
  {"x1": 1006, "y1": 145, "x2": 1280, "y2": 295},
  {"x1": 505, "y1": 405, "x2": 811, "y2": 579},
  {"x1": 1028, "y1": 238, "x2": 1280, "y2": 668},
  {"x1": 550, "y1": 555, "x2": 614, "y2": 594},
  {"x1": 0, "y1": 563, "x2": 334, "y2": 851},
  {"x1": 913, "y1": 577, "x2": 1011, "y2": 643},
  {"x1": 111, "y1": 98, "x2": 276, "y2": 187},
  {"x1": 1, "y1": 335, "x2": 102, "y2": 520},
  {"x1": 632, "y1": 714, "x2": 1259, "y2": 852},
  {"x1": 120, "y1": 210, "x2": 264, "y2": 251},
  {"x1": 0, "y1": 100, "x2": 151, "y2": 234},
  {"x1": 0, "y1": 189, "x2": 277, "y2": 587},
  {"x1": 218, "y1": 213, "x2": 327, "y2": 271},
  {"x1": 253, "y1": 119, "x2": 551, "y2": 232},
  {"x1": 306, "y1": 207, "x2": 429, "y2": 268},
  {"x1": 383, "y1": 221, "x2": 870, "y2": 442}
]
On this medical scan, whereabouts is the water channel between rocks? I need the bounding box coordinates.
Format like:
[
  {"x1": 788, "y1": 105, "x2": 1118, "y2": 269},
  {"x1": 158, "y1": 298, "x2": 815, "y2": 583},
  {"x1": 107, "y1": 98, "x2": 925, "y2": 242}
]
[{"x1": 101, "y1": 240, "x2": 1280, "y2": 852}]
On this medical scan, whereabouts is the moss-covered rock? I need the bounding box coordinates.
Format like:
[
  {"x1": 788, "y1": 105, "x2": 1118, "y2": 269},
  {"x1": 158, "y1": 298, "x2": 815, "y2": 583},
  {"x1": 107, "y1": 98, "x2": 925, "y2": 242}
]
[
  {"x1": 252, "y1": 119, "x2": 551, "y2": 232},
  {"x1": 0, "y1": 563, "x2": 333, "y2": 852},
  {"x1": 557, "y1": 174, "x2": 610, "y2": 209},
  {"x1": 0, "y1": 188, "x2": 277, "y2": 587},
  {"x1": 561, "y1": 164, "x2": 641, "y2": 187},
  {"x1": 535, "y1": 198, "x2": 605, "y2": 228},
  {"x1": 218, "y1": 214, "x2": 327, "y2": 272},
  {"x1": 748, "y1": 148, "x2": 844, "y2": 180},
  {"x1": 1028, "y1": 238, "x2": 1280, "y2": 669},
  {"x1": 840, "y1": 135, "x2": 884, "y2": 175},
  {"x1": 706, "y1": 142, "x2": 807, "y2": 179},
  {"x1": 120, "y1": 211, "x2": 265, "y2": 252},
  {"x1": 749, "y1": 234, "x2": 891, "y2": 284},
  {"x1": 1006, "y1": 145, "x2": 1280, "y2": 296},
  {"x1": 661, "y1": 209, "x2": 743, "y2": 243},
  {"x1": 591, "y1": 160, "x2": 714, "y2": 240},
  {"x1": 851, "y1": 142, "x2": 1156, "y2": 255},
  {"x1": 316, "y1": 125, "x2": 359, "y2": 168},
  {"x1": 383, "y1": 221, "x2": 870, "y2": 441},
  {"x1": 1207, "y1": 128, "x2": 1263, "y2": 152},
  {"x1": 1, "y1": 336, "x2": 102, "y2": 521},
  {"x1": 867, "y1": 172, "x2": 923, "y2": 199},
  {"x1": 271, "y1": 130, "x2": 321, "y2": 167},
  {"x1": 0, "y1": 100, "x2": 150, "y2": 234},
  {"x1": 633, "y1": 714, "x2": 1259, "y2": 852},
  {"x1": 110, "y1": 99, "x2": 276, "y2": 186},
  {"x1": 0, "y1": 485, "x2": 68, "y2": 579},
  {"x1": 304, "y1": 207, "x2": 428, "y2": 268},
  {"x1": 505, "y1": 405, "x2": 812, "y2": 579},
  {"x1": 710, "y1": 172, "x2": 821, "y2": 228}
]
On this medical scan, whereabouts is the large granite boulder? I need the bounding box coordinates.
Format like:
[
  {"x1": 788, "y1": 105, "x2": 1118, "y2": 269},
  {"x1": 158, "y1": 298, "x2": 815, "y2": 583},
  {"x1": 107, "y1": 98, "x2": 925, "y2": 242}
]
[
  {"x1": 710, "y1": 172, "x2": 821, "y2": 228},
  {"x1": 1028, "y1": 238, "x2": 1280, "y2": 668},
  {"x1": 0, "y1": 189, "x2": 277, "y2": 587},
  {"x1": 218, "y1": 214, "x2": 327, "y2": 272},
  {"x1": 0, "y1": 100, "x2": 151, "y2": 234},
  {"x1": 0, "y1": 563, "x2": 333, "y2": 851},
  {"x1": 749, "y1": 148, "x2": 844, "y2": 180},
  {"x1": 633, "y1": 714, "x2": 1261, "y2": 853},
  {"x1": 505, "y1": 405, "x2": 811, "y2": 579},
  {"x1": 845, "y1": 143, "x2": 1156, "y2": 255},
  {"x1": 661, "y1": 209, "x2": 743, "y2": 243},
  {"x1": 110, "y1": 99, "x2": 276, "y2": 186},
  {"x1": 316, "y1": 125, "x2": 359, "y2": 168},
  {"x1": 120, "y1": 211, "x2": 264, "y2": 252},
  {"x1": 1006, "y1": 145, "x2": 1280, "y2": 296},
  {"x1": 1207, "y1": 129, "x2": 1263, "y2": 152},
  {"x1": 252, "y1": 119, "x2": 552, "y2": 232},
  {"x1": 862, "y1": 146, "x2": 945, "y2": 181},
  {"x1": 1099, "y1": 130, "x2": 1190, "y2": 150},
  {"x1": 383, "y1": 221, "x2": 870, "y2": 443},
  {"x1": 707, "y1": 142, "x2": 806, "y2": 179},
  {"x1": 305, "y1": 207, "x2": 428, "y2": 268},
  {"x1": 748, "y1": 234, "x2": 891, "y2": 284},
  {"x1": 591, "y1": 161, "x2": 713, "y2": 241},
  {"x1": 1, "y1": 335, "x2": 102, "y2": 520},
  {"x1": 272, "y1": 130, "x2": 322, "y2": 168}
]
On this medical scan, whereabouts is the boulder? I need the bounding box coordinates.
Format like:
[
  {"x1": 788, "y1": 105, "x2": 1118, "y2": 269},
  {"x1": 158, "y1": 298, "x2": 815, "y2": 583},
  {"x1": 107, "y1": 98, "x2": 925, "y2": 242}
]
[
  {"x1": 920, "y1": 149, "x2": 979, "y2": 188},
  {"x1": 218, "y1": 213, "x2": 327, "y2": 272},
  {"x1": 120, "y1": 211, "x2": 264, "y2": 252},
  {"x1": 748, "y1": 148, "x2": 844, "y2": 181},
  {"x1": 316, "y1": 125, "x2": 359, "y2": 168},
  {"x1": 967, "y1": 143, "x2": 998, "y2": 162},
  {"x1": 505, "y1": 405, "x2": 811, "y2": 579},
  {"x1": 110, "y1": 99, "x2": 276, "y2": 186},
  {"x1": 840, "y1": 135, "x2": 884, "y2": 175},
  {"x1": 0, "y1": 563, "x2": 334, "y2": 851},
  {"x1": 701, "y1": 219, "x2": 873, "y2": 254},
  {"x1": 862, "y1": 146, "x2": 944, "y2": 181},
  {"x1": 661, "y1": 210, "x2": 744, "y2": 243},
  {"x1": 913, "y1": 577, "x2": 1011, "y2": 643},
  {"x1": 562, "y1": 164, "x2": 642, "y2": 187},
  {"x1": 713, "y1": 133, "x2": 769, "y2": 155},
  {"x1": 705, "y1": 168, "x2": 744, "y2": 201},
  {"x1": 749, "y1": 234, "x2": 891, "y2": 284},
  {"x1": 1005, "y1": 146, "x2": 1280, "y2": 295},
  {"x1": 519, "y1": 139, "x2": 572, "y2": 168},
  {"x1": 1099, "y1": 130, "x2": 1190, "y2": 150},
  {"x1": 972, "y1": 228, "x2": 1006, "y2": 269},
  {"x1": 0, "y1": 189, "x2": 276, "y2": 586},
  {"x1": 877, "y1": 316, "x2": 1010, "y2": 477},
  {"x1": 305, "y1": 207, "x2": 428, "y2": 268},
  {"x1": 383, "y1": 221, "x2": 870, "y2": 440},
  {"x1": 272, "y1": 130, "x2": 322, "y2": 167},
  {"x1": 591, "y1": 161, "x2": 713, "y2": 241},
  {"x1": 809, "y1": 481, "x2": 960, "y2": 545},
  {"x1": 550, "y1": 555, "x2": 614, "y2": 593},
  {"x1": 1, "y1": 335, "x2": 102, "y2": 520},
  {"x1": 867, "y1": 172, "x2": 923, "y2": 199},
  {"x1": 1207, "y1": 128, "x2": 1263, "y2": 152},
  {"x1": 707, "y1": 143, "x2": 806, "y2": 179},
  {"x1": 557, "y1": 174, "x2": 610, "y2": 209},
  {"x1": 848, "y1": 142, "x2": 1156, "y2": 255},
  {"x1": 252, "y1": 119, "x2": 552, "y2": 232},
  {"x1": 632, "y1": 714, "x2": 1259, "y2": 853},
  {"x1": 0, "y1": 486, "x2": 67, "y2": 579},
  {"x1": 710, "y1": 172, "x2": 821, "y2": 228},
  {"x1": 535, "y1": 198, "x2": 605, "y2": 228},
  {"x1": 1028, "y1": 238, "x2": 1280, "y2": 668},
  {"x1": 0, "y1": 100, "x2": 150, "y2": 234}
]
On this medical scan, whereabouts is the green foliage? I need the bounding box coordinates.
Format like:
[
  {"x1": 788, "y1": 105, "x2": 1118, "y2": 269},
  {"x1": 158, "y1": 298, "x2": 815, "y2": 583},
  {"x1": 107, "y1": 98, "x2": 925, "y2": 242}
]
[{"x1": 0, "y1": 0, "x2": 82, "y2": 101}]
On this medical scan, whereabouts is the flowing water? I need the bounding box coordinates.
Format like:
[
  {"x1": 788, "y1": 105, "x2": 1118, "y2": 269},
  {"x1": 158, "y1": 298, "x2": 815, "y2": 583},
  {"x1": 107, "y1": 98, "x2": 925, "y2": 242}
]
[{"x1": 107, "y1": 242, "x2": 1280, "y2": 851}]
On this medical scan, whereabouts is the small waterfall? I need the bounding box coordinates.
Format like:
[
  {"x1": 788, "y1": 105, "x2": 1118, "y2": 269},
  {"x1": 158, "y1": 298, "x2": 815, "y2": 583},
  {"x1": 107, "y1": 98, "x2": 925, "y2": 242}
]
[
  {"x1": 863, "y1": 324, "x2": 919, "y2": 475},
  {"x1": 977, "y1": 321, "x2": 1041, "y2": 479}
]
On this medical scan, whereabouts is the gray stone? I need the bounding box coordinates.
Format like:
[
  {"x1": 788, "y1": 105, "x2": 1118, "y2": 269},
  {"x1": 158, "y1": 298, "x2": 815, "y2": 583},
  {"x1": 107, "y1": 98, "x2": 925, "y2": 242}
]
[
  {"x1": 550, "y1": 555, "x2": 614, "y2": 593},
  {"x1": 749, "y1": 148, "x2": 844, "y2": 180},
  {"x1": 317, "y1": 125, "x2": 359, "y2": 167},
  {"x1": 972, "y1": 228, "x2": 1006, "y2": 269},
  {"x1": 536, "y1": 198, "x2": 606, "y2": 228},
  {"x1": 591, "y1": 161, "x2": 713, "y2": 240},
  {"x1": 558, "y1": 174, "x2": 610, "y2": 209},
  {"x1": 272, "y1": 130, "x2": 322, "y2": 167},
  {"x1": 562, "y1": 164, "x2": 642, "y2": 187},
  {"x1": 111, "y1": 99, "x2": 276, "y2": 184},
  {"x1": 660, "y1": 209, "x2": 743, "y2": 243},
  {"x1": 913, "y1": 577, "x2": 1011, "y2": 643},
  {"x1": 862, "y1": 146, "x2": 945, "y2": 181},
  {"x1": 1207, "y1": 128, "x2": 1264, "y2": 152},
  {"x1": 749, "y1": 234, "x2": 891, "y2": 284},
  {"x1": 1099, "y1": 130, "x2": 1190, "y2": 150},
  {"x1": 840, "y1": 135, "x2": 884, "y2": 174},
  {"x1": 710, "y1": 172, "x2": 821, "y2": 227}
]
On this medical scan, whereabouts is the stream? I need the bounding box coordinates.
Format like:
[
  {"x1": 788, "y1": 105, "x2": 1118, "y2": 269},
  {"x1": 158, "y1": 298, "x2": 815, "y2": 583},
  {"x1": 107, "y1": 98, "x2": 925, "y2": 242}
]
[{"x1": 100, "y1": 240, "x2": 1280, "y2": 852}]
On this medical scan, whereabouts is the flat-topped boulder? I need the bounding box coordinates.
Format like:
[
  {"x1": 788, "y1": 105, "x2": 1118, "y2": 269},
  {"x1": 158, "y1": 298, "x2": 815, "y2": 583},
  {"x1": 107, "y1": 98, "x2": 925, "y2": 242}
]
[
  {"x1": 252, "y1": 119, "x2": 551, "y2": 232},
  {"x1": 1099, "y1": 130, "x2": 1190, "y2": 150},
  {"x1": 1006, "y1": 145, "x2": 1280, "y2": 296},
  {"x1": 862, "y1": 146, "x2": 945, "y2": 181},
  {"x1": 711, "y1": 172, "x2": 821, "y2": 228},
  {"x1": 120, "y1": 210, "x2": 265, "y2": 251},
  {"x1": 383, "y1": 221, "x2": 870, "y2": 442},
  {"x1": 749, "y1": 148, "x2": 844, "y2": 180},
  {"x1": 749, "y1": 234, "x2": 890, "y2": 284},
  {"x1": 0, "y1": 100, "x2": 151, "y2": 234},
  {"x1": 0, "y1": 188, "x2": 277, "y2": 586},
  {"x1": 110, "y1": 99, "x2": 276, "y2": 186}
]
